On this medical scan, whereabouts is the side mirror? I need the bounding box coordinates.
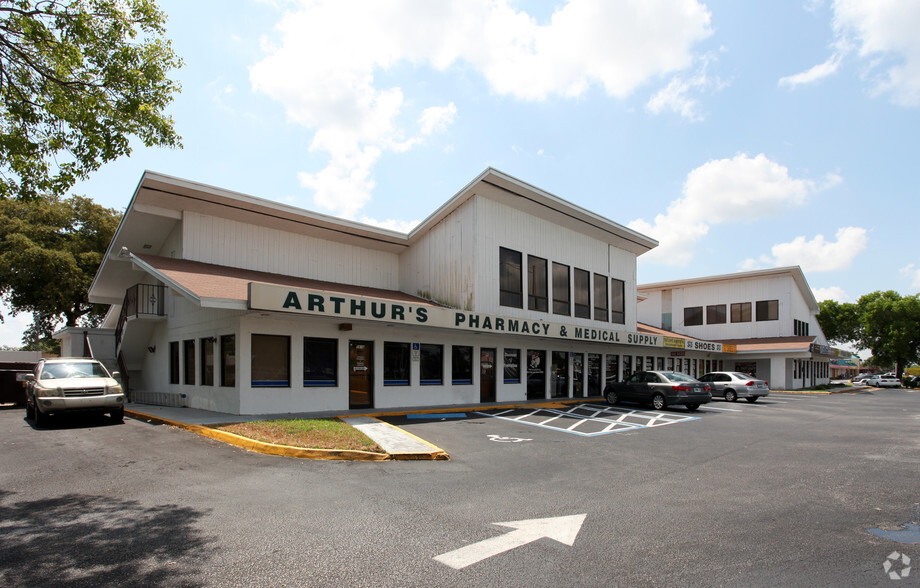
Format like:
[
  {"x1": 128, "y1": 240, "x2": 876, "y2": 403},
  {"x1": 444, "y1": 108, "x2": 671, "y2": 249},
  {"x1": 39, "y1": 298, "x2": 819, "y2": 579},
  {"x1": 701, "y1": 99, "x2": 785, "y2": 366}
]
[
  {"x1": 111, "y1": 371, "x2": 120, "y2": 379},
  {"x1": 23, "y1": 373, "x2": 35, "y2": 382}
]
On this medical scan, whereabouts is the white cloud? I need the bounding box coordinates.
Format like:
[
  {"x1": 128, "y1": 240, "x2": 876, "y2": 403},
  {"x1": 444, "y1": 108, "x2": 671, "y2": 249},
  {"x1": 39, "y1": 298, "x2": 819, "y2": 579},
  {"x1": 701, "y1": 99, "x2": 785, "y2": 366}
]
[
  {"x1": 741, "y1": 226, "x2": 868, "y2": 272},
  {"x1": 359, "y1": 216, "x2": 420, "y2": 234},
  {"x1": 899, "y1": 263, "x2": 920, "y2": 289},
  {"x1": 646, "y1": 52, "x2": 727, "y2": 121},
  {"x1": 781, "y1": 0, "x2": 920, "y2": 106},
  {"x1": 630, "y1": 154, "x2": 822, "y2": 265},
  {"x1": 250, "y1": 0, "x2": 713, "y2": 218},
  {"x1": 812, "y1": 285, "x2": 851, "y2": 302}
]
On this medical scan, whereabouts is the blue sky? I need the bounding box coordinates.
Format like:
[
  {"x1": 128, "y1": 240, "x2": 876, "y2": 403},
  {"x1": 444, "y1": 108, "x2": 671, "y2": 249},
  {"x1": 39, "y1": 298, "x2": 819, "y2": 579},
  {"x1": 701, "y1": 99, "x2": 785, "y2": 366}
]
[{"x1": 3, "y1": 0, "x2": 919, "y2": 347}]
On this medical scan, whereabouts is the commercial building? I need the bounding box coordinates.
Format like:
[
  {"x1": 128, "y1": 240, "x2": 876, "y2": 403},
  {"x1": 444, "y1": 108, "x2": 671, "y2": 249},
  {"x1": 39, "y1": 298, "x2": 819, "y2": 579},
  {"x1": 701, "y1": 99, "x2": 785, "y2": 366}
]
[
  {"x1": 87, "y1": 169, "x2": 737, "y2": 415},
  {"x1": 637, "y1": 267, "x2": 848, "y2": 389}
]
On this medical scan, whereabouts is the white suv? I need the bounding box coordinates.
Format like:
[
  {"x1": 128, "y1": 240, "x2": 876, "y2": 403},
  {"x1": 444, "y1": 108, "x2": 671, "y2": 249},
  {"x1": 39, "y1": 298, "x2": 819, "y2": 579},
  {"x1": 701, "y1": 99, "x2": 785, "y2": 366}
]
[{"x1": 25, "y1": 358, "x2": 125, "y2": 426}]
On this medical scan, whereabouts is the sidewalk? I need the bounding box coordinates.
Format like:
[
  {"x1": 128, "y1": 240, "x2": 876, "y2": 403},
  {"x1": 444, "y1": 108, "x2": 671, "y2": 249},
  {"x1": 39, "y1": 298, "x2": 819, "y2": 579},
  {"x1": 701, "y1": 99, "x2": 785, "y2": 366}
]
[{"x1": 125, "y1": 403, "x2": 450, "y2": 461}]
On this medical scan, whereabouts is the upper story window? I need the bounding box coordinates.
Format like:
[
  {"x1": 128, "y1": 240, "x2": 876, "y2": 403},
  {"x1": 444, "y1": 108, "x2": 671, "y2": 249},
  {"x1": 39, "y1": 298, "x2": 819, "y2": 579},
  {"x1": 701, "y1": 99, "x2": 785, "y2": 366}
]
[
  {"x1": 499, "y1": 247, "x2": 523, "y2": 308},
  {"x1": 611, "y1": 278, "x2": 625, "y2": 324},
  {"x1": 794, "y1": 319, "x2": 810, "y2": 336},
  {"x1": 594, "y1": 274, "x2": 608, "y2": 321},
  {"x1": 574, "y1": 268, "x2": 590, "y2": 319},
  {"x1": 731, "y1": 302, "x2": 751, "y2": 323},
  {"x1": 552, "y1": 262, "x2": 570, "y2": 315},
  {"x1": 707, "y1": 304, "x2": 726, "y2": 324},
  {"x1": 756, "y1": 299, "x2": 779, "y2": 321},
  {"x1": 527, "y1": 255, "x2": 548, "y2": 312},
  {"x1": 684, "y1": 306, "x2": 703, "y2": 326}
]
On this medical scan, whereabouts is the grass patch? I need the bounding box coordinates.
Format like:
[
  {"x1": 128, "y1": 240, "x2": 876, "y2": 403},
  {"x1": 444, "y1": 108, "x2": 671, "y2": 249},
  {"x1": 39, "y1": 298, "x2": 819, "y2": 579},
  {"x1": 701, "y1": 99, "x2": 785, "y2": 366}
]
[{"x1": 216, "y1": 418, "x2": 384, "y2": 453}]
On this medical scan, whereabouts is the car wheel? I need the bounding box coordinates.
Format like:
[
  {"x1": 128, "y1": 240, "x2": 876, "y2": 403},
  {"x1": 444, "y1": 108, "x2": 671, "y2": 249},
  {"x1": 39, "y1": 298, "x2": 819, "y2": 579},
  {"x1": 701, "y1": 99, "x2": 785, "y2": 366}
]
[
  {"x1": 746, "y1": 396, "x2": 759, "y2": 403},
  {"x1": 25, "y1": 400, "x2": 34, "y2": 420},
  {"x1": 110, "y1": 407, "x2": 124, "y2": 423},
  {"x1": 33, "y1": 405, "x2": 47, "y2": 428},
  {"x1": 652, "y1": 393, "x2": 666, "y2": 411},
  {"x1": 724, "y1": 389, "x2": 737, "y2": 402},
  {"x1": 605, "y1": 389, "x2": 618, "y2": 405},
  {"x1": 685, "y1": 403, "x2": 699, "y2": 412}
]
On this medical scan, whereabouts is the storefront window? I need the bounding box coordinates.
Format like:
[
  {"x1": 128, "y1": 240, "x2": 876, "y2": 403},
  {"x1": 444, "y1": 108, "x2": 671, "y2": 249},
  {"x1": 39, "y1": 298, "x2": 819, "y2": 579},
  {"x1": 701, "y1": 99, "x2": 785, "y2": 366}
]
[
  {"x1": 169, "y1": 341, "x2": 179, "y2": 384},
  {"x1": 646, "y1": 357, "x2": 654, "y2": 371},
  {"x1": 526, "y1": 349, "x2": 546, "y2": 399},
  {"x1": 452, "y1": 345, "x2": 473, "y2": 385},
  {"x1": 503, "y1": 349, "x2": 521, "y2": 384},
  {"x1": 527, "y1": 255, "x2": 548, "y2": 312},
  {"x1": 251, "y1": 334, "x2": 290, "y2": 387},
  {"x1": 420, "y1": 343, "x2": 443, "y2": 385},
  {"x1": 605, "y1": 354, "x2": 619, "y2": 385},
  {"x1": 656, "y1": 357, "x2": 664, "y2": 370},
  {"x1": 220, "y1": 335, "x2": 236, "y2": 387},
  {"x1": 383, "y1": 342, "x2": 410, "y2": 385},
  {"x1": 622, "y1": 355, "x2": 632, "y2": 379},
  {"x1": 574, "y1": 269, "x2": 590, "y2": 318},
  {"x1": 552, "y1": 351, "x2": 568, "y2": 398},
  {"x1": 183, "y1": 339, "x2": 195, "y2": 385},
  {"x1": 303, "y1": 337, "x2": 337, "y2": 386},
  {"x1": 499, "y1": 247, "x2": 523, "y2": 308},
  {"x1": 667, "y1": 357, "x2": 674, "y2": 371},
  {"x1": 200, "y1": 337, "x2": 214, "y2": 386},
  {"x1": 588, "y1": 353, "x2": 601, "y2": 396}
]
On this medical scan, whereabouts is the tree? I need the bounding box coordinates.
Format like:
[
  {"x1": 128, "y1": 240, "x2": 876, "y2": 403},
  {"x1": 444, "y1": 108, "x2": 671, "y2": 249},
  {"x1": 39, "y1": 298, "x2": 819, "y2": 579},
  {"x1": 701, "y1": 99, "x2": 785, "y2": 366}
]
[
  {"x1": 0, "y1": 0, "x2": 182, "y2": 200},
  {"x1": 817, "y1": 291, "x2": 920, "y2": 378},
  {"x1": 0, "y1": 194, "x2": 120, "y2": 349}
]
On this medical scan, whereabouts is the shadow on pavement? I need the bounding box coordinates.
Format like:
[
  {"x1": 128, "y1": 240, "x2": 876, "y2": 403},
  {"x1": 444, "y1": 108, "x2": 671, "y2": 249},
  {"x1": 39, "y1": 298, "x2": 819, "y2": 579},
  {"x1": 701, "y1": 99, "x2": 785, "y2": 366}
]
[{"x1": 0, "y1": 489, "x2": 216, "y2": 587}]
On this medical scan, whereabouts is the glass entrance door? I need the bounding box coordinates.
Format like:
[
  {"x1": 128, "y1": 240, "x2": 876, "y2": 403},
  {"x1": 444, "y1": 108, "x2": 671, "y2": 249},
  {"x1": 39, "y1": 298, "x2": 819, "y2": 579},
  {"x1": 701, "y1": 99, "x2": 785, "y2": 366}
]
[
  {"x1": 480, "y1": 348, "x2": 496, "y2": 402},
  {"x1": 349, "y1": 340, "x2": 373, "y2": 409}
]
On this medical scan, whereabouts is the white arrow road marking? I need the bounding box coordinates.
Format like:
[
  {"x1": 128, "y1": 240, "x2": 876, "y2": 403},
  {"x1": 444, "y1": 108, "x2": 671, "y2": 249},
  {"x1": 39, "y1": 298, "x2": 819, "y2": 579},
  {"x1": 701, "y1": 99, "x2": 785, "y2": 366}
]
[
  {"x1": 487, "y1": 434, "x2": 532, "y2": 443},
  {"x1": 433, "y1": 514, "x2": 586, "y2": 570}
]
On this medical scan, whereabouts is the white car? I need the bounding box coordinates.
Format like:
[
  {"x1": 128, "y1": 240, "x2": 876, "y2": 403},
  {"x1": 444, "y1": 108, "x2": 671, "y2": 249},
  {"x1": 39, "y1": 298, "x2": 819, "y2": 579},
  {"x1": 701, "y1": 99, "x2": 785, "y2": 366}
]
[
  {"x1": 25, "y1": 358, "x2": 125, "y2": 426},
  {"x1": 862, "y1": 374, "x2": 900, "y2": 388}
]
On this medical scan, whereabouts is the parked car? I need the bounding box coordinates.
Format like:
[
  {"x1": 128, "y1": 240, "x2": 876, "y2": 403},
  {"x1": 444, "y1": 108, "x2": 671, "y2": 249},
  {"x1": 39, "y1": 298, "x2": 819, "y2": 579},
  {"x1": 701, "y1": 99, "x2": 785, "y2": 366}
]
[
  {"x1": 863, "y1": 374, "x2": 900, "y2": 388},
  {"x1": 698, "y1": 371, "x2": 770, "y2": 403},
  {"x1": 604, "y1": 371, "x2": 711, "y2": 411},
  {"x1": 904, "y1": 375, "x2": 920, "y2": 389},
  {"x1": 851, "y1": 373, "x2": 872, "y2": 384},
  {"x1": 25, "y1": 358, "x2": 125, "y2": 426}
]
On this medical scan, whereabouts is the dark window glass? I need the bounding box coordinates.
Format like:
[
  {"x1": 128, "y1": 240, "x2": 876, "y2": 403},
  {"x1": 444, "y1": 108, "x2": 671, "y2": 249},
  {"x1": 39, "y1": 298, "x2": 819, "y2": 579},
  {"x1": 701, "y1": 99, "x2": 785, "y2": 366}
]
[
  {"x1": 420, "y1": 343, "x2": 443, "y2": 385},
  {"x1": 684, "y1": 306, "x2": 703, "y2": 326},
  {"x1": 169, "y1": 341, "x2": 179, "y2": 384},
  {"x1": 251, "y1": 334, "x2": 290, "y2": 387},
  {"x1": 452, "y1": 345, "x2": 473, "y2": 384},
  {"x1": 303, "y1": 337, "x2": 337, "y2": 386},
  {"x1": 731, "y1": 302, "x2": 751, "y2": 323},
  {"x1": 551, "y1": 351, "x2": 568, "y2": 398},
  {"x1": 707, "y1": 304, "x2": 726, "y2": 324},
  {"x1": 200, "y1": 337, "x2": 214, "y2": 386},
  {"x1": 611, "y1": 278, "x2": 625, "y2": 324},
  {"x1": 503, "y1": 349, "x2": 520, "y2": 384},
  {"x1": 383, "y1": 342, "x2": 410, "y2": 386},
  {"x1": 183, "y1": 340, "x2": 195, "y2": 385},
  {"x1": 594, "y1": 273, "x2": 608, "y2": 321},
  {"x1": 552, "y1": 263, "x2": 570, "y2": 315},
  {"x1": 605, "y1": 354, "x2": 619, "y2": 385},
  {"x1": 574, "y1": 268, "x2": 590, "y2": 318},
  {"x1": 527, "y1": 255, "x2": 548, "y2": 312},
  {"x1": 220, "y1": 335, "x2": 236, "y2": 387},
  {"x1": 499, "y1": 247, "x2": 523, "y2": 308},
  {"x1": 622, "y1": 355, "x2": 633, "y2": 379},
  {"x1": 588, "y1": 353, "x2": 602, "y2": 395},
  {"x1": 756, "y1": 299, "x2": 779, "y2": 321}
]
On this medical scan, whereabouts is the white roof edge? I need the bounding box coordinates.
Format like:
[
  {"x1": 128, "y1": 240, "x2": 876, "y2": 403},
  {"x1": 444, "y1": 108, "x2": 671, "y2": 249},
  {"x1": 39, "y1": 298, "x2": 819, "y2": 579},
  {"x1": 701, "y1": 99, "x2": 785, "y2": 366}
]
[{"x1": 638, "y1": 266, "x2": 819, "y2": 311}]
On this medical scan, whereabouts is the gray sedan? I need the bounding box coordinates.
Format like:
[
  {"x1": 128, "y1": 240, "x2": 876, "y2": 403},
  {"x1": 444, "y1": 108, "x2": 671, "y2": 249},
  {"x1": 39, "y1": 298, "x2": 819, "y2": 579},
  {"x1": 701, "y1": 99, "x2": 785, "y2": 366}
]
[
  {"x1": 604, "y1": 371, "x2": 711, "y2": 411},
  {"x1": 698, "y1": 371, "x2": 770, "y2": 402}
]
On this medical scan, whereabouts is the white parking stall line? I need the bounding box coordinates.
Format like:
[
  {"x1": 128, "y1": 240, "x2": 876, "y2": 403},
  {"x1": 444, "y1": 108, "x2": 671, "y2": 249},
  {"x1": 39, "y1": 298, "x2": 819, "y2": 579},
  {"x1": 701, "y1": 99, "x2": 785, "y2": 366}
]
[
  {"x1": 473, "y1": 405, "x2": 699, "y2": 437},
  {"x1": 703, "y1": 406, "x2": 744, "y2": 412}
]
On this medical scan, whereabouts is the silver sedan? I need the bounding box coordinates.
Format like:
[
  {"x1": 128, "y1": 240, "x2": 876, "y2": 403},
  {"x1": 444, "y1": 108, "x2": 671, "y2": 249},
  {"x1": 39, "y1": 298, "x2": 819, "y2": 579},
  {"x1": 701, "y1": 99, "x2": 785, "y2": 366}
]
[{"x1": 698, "y1": 371, "x2": 770, "y2": 403}]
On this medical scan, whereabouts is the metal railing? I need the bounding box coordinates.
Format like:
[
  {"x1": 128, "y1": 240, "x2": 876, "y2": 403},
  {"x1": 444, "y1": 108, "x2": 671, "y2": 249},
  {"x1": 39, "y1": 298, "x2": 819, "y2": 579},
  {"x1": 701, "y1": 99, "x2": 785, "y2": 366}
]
[{"x1": 115, "y1": 283, "x2": 165, "y2": 354}]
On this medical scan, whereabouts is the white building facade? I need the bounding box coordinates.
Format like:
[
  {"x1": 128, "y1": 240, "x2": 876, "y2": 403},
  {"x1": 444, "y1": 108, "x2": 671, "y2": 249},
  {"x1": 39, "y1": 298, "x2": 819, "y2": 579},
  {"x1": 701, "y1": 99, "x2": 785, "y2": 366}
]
[
  {"x1": 89, "y1": 169, "x2": 737, "y2": 415},
  {"x1": 637, "y1": 268, "x2": 844, "y2": 390}
]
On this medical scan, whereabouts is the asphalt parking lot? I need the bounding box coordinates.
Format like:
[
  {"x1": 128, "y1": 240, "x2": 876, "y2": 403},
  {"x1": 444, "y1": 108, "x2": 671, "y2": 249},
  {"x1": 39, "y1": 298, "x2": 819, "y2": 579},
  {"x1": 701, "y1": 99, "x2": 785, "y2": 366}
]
[{"x1": 3, "y1": 389, "x2": 920, "y2": 586}]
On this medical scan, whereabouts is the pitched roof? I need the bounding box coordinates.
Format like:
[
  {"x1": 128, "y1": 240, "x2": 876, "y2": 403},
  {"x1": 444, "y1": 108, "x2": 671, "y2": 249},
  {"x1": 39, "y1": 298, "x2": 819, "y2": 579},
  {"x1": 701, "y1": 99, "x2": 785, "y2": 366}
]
[{"x1": 131, "y1": 254, "x2": 433, "y2": 309}]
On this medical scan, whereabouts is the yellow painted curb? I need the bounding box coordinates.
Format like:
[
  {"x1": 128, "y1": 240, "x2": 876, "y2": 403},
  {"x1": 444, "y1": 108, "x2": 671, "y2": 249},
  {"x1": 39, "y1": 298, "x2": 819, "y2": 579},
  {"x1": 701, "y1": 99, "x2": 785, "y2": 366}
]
[{"x1": 126, "y1": 410, "x2": 389, "y2": 461}]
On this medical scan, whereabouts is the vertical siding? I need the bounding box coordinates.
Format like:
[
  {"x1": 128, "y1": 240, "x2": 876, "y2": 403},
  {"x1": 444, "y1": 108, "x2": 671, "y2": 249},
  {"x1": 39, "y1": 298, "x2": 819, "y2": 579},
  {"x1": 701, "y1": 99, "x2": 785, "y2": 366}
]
[{"x1": 182, "y1": 212, "x2": 400, "y2": 289}]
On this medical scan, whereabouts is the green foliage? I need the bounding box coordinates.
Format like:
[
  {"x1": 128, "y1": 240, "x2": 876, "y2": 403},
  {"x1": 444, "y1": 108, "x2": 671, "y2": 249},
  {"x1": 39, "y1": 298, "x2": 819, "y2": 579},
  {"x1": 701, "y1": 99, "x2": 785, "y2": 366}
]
[
  {"x1": 0, "y1": 0, "x2": 183, "y2": 199},
  {"x1": 0, "y1": 194, "x2": 120, "y2": 347},
  {"x1": 818, "y1": 291, "x2": 920, "y2": 377}
]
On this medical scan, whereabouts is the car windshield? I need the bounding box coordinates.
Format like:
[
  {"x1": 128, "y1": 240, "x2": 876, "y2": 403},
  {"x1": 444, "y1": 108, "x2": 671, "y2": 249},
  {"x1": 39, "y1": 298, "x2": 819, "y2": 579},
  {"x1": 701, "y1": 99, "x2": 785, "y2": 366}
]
[
  {"x1": 40, "y1": 362, "x2": 109, "y2": 380},
  {"x1": 660, "y1": 372, "x2": 697, "y2": 383}
]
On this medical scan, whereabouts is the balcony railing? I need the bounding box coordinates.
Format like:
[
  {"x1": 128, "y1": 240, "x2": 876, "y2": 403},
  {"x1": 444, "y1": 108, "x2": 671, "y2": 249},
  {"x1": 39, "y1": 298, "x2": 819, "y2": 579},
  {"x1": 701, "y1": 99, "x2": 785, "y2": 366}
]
[{"x1": 116, "y1": 284, "x2": 165, "y2": 353}]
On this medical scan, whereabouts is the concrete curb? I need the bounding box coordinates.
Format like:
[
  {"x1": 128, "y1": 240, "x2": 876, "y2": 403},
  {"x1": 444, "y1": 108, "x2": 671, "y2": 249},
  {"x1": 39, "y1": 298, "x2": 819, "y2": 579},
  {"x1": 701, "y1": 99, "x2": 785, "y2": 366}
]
[{"x1": 126, "y1": 409, "x2": 405, "y2": 461}]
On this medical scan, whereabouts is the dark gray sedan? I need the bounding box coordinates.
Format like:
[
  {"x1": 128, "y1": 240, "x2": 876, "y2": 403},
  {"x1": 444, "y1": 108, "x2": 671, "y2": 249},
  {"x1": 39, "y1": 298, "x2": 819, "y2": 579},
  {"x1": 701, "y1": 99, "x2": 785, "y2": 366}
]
[
  {"x1": 698, "y1": 371, "x2": 770, "y2": 402},
  {"x1": 604, "y1": 371, "x2": 711, "y2": 411}
]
